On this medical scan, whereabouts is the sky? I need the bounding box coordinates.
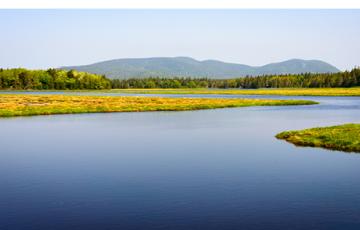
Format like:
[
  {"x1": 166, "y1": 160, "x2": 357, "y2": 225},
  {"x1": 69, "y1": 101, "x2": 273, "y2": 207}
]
[{"x1": 0, "y1": 9, "x2": 359, "y2": 70}]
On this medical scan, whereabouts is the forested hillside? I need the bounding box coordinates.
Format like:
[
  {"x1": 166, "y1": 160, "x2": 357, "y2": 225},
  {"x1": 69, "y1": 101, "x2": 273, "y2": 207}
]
[
  {"x1": 61, "y1": 57, "x2": 340, "y2": 79},
  {"x1": 0, "y1": 68, "x2": 111, "y2": 90}
]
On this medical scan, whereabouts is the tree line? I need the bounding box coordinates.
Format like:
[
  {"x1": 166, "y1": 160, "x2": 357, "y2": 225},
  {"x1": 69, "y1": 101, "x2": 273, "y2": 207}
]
[
  {"x1": 0, "y1": 68, "x2": 111, "y2": 90},
  {"x1": 1, "y1": 67, "x2": 359, "y2": 90},
  {"x1": 111, "y1": 67, "x2": 360, "y2": 89}
]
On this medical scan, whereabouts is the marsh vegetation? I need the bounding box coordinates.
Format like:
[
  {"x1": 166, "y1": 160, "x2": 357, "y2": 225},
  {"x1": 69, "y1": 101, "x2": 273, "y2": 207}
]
[
  {"x1": 0, "y1": 94, "x2": 316, "y2": 117},
  {"x1": 276, "y1": 124, "x2": 360, "y2": 153},
  {"x1": 106, "y1": 88, "x2": 360, "y2": 96}
]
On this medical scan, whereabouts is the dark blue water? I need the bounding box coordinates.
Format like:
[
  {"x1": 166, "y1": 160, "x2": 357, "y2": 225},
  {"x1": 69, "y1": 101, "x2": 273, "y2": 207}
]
[{"x1": 1, "y1": 93, "x2": 360, "y2": 229}]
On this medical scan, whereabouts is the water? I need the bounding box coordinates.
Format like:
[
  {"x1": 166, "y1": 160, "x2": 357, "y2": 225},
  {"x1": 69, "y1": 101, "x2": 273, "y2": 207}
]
[{"x1": 0, "y1": 93, "x2": 360, "y2": 229}]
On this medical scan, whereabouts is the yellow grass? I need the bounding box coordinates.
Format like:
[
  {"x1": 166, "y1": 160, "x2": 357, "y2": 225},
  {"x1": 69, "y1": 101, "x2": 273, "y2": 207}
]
[
  {"x1": 0, "y1": 94, "x2": 317, "y2": 117},
  {"x1": 108, "y1": 88, "x2": 360, "y2": 96}
]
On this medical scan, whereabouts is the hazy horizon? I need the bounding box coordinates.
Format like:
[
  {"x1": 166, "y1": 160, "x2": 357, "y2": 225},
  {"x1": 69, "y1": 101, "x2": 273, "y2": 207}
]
[{"x1": 1, "y1": 9, "x2": 359, "y2": 71}]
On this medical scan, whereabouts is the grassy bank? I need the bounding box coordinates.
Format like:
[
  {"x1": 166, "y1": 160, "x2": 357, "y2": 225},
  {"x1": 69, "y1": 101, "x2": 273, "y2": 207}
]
[
  {"x1": 0, "y1": 94, "x2": 316, "y2": 117},
  {"x1": 276, "y1": 124, "x2": 360, "y2": 153},
  {"x1": 107, "y1": 88, "x2": 360, "y2": 96}
]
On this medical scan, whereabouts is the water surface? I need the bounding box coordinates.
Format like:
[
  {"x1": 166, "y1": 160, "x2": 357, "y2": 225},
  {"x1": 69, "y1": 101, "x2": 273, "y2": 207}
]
[{"x1": 0, "y1": 93, "x2": 360, "y2": 229}]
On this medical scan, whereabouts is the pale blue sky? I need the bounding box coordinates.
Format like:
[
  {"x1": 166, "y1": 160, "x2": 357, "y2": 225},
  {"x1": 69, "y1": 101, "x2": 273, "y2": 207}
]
[{"x1": 0, "y1": 10, "x2": 359, "y2": 70}]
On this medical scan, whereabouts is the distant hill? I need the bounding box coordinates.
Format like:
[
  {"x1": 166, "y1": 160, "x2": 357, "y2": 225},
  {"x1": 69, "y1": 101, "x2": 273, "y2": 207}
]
[{"x1": 61, "y1": 57, "x2": 340, "y2": 79}]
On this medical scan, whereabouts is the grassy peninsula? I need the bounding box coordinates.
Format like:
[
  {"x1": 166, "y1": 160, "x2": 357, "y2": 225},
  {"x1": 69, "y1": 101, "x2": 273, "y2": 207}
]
[
  {"x1": 276, "y1": 124, "x2": 360, "y2": 153},
  {"x1": 0, "y1": 94, "x2": 316, "y2": 117},
  {"x1": 108, "y1": 88, "x2": 360, "y2": 96}
]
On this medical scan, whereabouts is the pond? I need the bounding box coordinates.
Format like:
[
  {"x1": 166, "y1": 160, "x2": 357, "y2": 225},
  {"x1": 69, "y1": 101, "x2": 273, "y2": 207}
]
[{"x1": 1, "y1": 93, "x2": 360, "y2": 229}]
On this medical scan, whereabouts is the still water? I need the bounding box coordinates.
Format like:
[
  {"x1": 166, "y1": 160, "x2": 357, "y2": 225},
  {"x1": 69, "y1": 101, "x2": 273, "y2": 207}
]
[{"x1": 0, "y1": 93, "x2": 360, "y2": 229}]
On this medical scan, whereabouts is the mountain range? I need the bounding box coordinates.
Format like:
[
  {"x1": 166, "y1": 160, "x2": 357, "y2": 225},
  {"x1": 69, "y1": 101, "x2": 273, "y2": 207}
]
[{"x1": 61, "y1": 57, "x2": 340, "y2": 79}]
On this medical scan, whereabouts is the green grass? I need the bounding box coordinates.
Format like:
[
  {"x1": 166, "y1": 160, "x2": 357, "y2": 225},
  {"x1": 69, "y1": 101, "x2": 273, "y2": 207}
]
[
  {"x1": 104, "y1": 88, "x2": 360, "y2": 96},
  {"x1": 0, "y1": 94, "x2": 317, "y2": 117},
  {"x1": 276, "y1": 124, "x2": 360, "y2": 153}
]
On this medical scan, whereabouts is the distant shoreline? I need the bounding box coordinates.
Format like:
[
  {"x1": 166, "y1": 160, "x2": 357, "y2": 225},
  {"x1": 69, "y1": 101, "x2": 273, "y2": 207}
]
[{"x1": 2, "y1": 88, "x2": 357, "y2": 97}]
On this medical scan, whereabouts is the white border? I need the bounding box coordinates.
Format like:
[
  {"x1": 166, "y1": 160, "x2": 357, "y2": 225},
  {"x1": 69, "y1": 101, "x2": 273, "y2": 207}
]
[{"x1": 0, "y1": 0, "x2": 359, "y2": 9}]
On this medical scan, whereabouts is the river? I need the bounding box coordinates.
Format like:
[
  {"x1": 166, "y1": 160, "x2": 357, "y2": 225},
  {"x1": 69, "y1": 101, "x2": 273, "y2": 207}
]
[{"x1": 0, "y1": 93, "x2": 359, "y2": 229}]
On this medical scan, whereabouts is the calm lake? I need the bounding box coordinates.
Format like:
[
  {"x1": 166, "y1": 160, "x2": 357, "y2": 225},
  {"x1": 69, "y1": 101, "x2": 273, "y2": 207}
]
[{"x1": 1, "y1": 93, "x2": 360, "y2": 230}]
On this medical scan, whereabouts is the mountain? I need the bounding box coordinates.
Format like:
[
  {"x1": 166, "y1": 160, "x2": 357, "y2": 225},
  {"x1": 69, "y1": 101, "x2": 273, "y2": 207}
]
[{"x1": 61, "y1": 57, "x2": 340, "y2": 79}]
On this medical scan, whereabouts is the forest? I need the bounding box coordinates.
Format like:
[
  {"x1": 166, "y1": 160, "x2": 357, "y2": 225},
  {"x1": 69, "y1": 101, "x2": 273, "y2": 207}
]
[
  {"x1": 0, "y1": 67, "x2": 359, "y2": 90},
  {"x1": 0, "y1": 68, "x2": 111, "y2": 90},
  {"x1": 111, "y1": 67, "x2": 360, "y2": 89}
]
